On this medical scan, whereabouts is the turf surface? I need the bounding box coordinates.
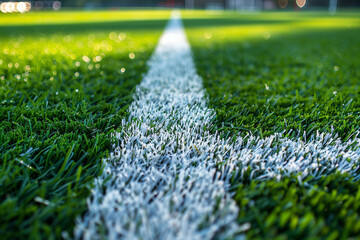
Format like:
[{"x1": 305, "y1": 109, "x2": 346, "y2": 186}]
[
  {"x1": 184, "y1": 10, "x2": 360, "y2": 239},
  {"x1": 0, "y1": 10, "x2": 169, "y2": 239},
  {"x1": 184, "y1": 11, "x2": 360, "y2": 140},
  {"x1": 1, "y1": 9, "x2": 360, "y2": 240}
]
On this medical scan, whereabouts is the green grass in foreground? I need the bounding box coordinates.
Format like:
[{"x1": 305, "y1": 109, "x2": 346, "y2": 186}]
[
  {"x1": 231, "y1": 173, "x2": 360, "y2": 239},
  {"x1": 0, "y1": 10, "x2": 169, "y2": 239},
  {"x1": 184, "y1": 11, "x2": 360, "y2": 239}
]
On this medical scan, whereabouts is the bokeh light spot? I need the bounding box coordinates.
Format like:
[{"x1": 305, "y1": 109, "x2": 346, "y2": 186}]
[
  {"x1": 118, "y1": 33, "x2": 126, "y2": 41},
  {"x1": 0, "y1": 2, "x2": 31, "y2": 13},
  {"x1": 263, "y1": 32, "x2": 271, "y2": 40},
  {"x1": 129, "y1": 53, "x2": 135, "y2": 59},
  {"x1": 278, "y1": 0, "x2": 288, "y2": 8},
  {"x1": 82, "y1": 56, "x2": 90, "y2": 63},
  {"x1": 53, "y1": 1, "x2": 61, "y2": 11},
  {"x1": 204, "y1": 32, "x2": 212, "y2": 39},
  {"x1": 296, "y1": 0, "x2": 306, "y2": 8}
]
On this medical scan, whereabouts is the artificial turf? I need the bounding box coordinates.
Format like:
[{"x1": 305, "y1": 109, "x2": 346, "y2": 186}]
[
  {"x1": 1, "y1": 9, "x2": 360, "y2": 240},
  {"x1": 184, "y1": 11, "x2": 360, "y2": 140},
  {"x1": 184, "y1": 10, "x2": 360, "y2": 239},
  {"x1": 0, "y1": 10, "x2": 170, "y2": 239}
]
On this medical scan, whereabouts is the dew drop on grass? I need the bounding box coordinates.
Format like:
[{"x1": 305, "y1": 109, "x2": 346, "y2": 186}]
[
  {"x1": 263, "y1": 32, "x2": 271, "y2": 40},
  {"x1": 82, "y1": 56, "x2": 90, "y2": 63},
  {"x1": 265, "y1": 83, "x2": 270, "y2": 90},
  {"x1": 93, "y1": 56, "x2": 102, "y2": 62},
  {"x1": 118, "y1": 32, "x2": 126, "y2": 41},
  {"x1": 204, "y1": 32, "x2": 212, "y2": 39},
  {"x1": 129, "y1": 53, "x2": 135, "y2": 60},
  {"x1": 109, "y1": 32, "x2": 117, "y2": 40}
]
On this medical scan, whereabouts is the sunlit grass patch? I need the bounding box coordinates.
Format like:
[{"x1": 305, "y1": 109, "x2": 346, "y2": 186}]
[
  {"x1": 184, "y1": 10, "x2": 360, "y2": 239},
  {"x1": 0, "y1": 9, "x2": 171, "y2": 25},
  {"x1": 0, "y1": 10, "x2": 168, "y2": 239},
  {"x1": 184, "y1": 11, "x2": 360, "y2": 140}
]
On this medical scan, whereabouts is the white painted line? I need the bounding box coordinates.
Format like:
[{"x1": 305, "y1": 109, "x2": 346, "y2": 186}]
[
  {"x1": 75, "y1": 11, "x2": 360, "y2": 240},
  {"x1": 75, "y1": 11, "x2": 240, "y2": 240}
]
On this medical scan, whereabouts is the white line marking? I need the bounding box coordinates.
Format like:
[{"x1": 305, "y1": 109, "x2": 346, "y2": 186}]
[
  {"x1": 75, "y1": 11, "x2": 360, "y2": 239},
  {"x1": 75, "y1": 11, "x2": 240, "y2": 240}
]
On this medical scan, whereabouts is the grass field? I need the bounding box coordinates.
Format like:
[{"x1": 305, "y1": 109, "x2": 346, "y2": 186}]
[
  {"x1": 184, "y1": 11, "x2": 360, "y2": 140},
  {"x1": 184, "y1": 11, "x2": 360, "y2": 239},
  {"x1": 1, "y1": 9, "x2": 360, "y2": 239},
  {"x1": 0, "y1": 10, "x2": 170, "y2": 239}
]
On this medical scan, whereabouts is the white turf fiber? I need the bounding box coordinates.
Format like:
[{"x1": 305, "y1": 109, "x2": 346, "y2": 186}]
[{"x1": 75, "y1": 12, "x2": 360, "y2": 240}]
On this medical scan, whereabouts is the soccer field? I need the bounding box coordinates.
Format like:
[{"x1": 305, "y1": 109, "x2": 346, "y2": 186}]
[{"x1": 1, "y1": 9, "x2": 360, "y2": 239}]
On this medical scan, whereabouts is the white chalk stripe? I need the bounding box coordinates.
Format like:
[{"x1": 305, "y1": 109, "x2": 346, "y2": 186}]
[
  {"x1": 75, "y1": 11, "x2": 360, "y2": 240},
  {"x1": 75, "y1": 11, "x2": 240, "y2": 240}
]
